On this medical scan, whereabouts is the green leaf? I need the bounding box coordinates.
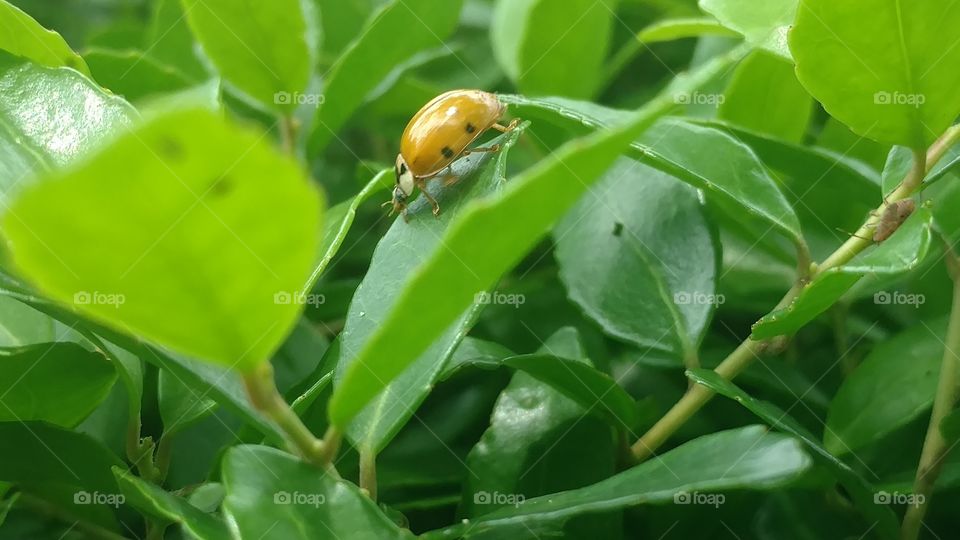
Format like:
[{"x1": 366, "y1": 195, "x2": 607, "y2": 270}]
[
  {"x1": 487, "y1": 353, "x2": 637, "y2": 431},
  {"x1": 686, "y1": 369, "x2": 899, "y2": 539},
  {"x1": 635, "y1": 17, "x2": 737, "y2": 43},
  {"x1": 0, "y1": 54, "x2": 136, "y2": 194},
  {"x1": 0, "y1": 0, "x2": 88, "y2": 74},
  {"x1": 149, "y1": 349, "x2": 280, "y2": 439},
  {"x1": 431, "y1": 425, "x2": 811, "y2": 538},
  {"x1": 694, "y1": 119, "x2": 881, "y2": 193},
  {"x1": 335, "y1": 125, "x2": 525, "y2": 454},
  {"x1": 316, "y1": 0, "x2": 377, "y2": 59},
  {"x1": 0, "y1": 342, "x2": 116, "y2": 427},
  {"x1": 84, "y1": 48, "x2": 193, "y2": 103},
  {"x1": 328, "y1": 44, "x2": 746, "y2": 429},
  {"x1": 881, "y1": 143, "x2": 960, "y2": 196},
  {"x1": 719, "y1": 50, "x2": 812, "y2": 142},
  {"x1": 0, "y1": 295, "x2": 54, "y2": 345},
  {"x1": 182, "y1": 0, "x2": 315, "y2": 113},
  {"x1": 0, "y1": 280, "x2": 277, "y2": 439},
  {"x1": 0, "y1": 492, "x2": 16, "y2": 528},
  {"x1": 113, "y1": 467, "x2": 230, "y2": 540},
  {"x1": 2, "y1": 108, "x2": 322, "y2": 371},
  {"x1": 825, "y1": 319, "x2": 946, "y2": 456},
  {"x1": 222, "y1": 445, "x2": 413, "y2": 539},
  {"x1": 302, "y1": 169, "x2": 390, "y2": 294},
  {"x1": 752, "y1": 206, "x2": 933, "y2": 339},
  {"x1": 789, "y1": 0, "x2": 960, "y2": 148},
  {"x1": 438, "y1": 336, "x2": 515, "y2": 380},
  {"x1": 309, "y1": 0, "x2": 464, "y2": 153},
  {"x1": 158, "y1": 369, "x2": 217, "y2": 437},
  {"x1": 90, "y1": 336, "x2": 144, "y2": 423},
  {"x1": 145, "y1": 0, "x2": 207, "y2": 80},
  {"x1": 0, "y1": 421, "x2": 123, "y2": 492},
  {"x1": 491, "y1": 0, "x2": 616, "y2": 98},
  {"x1": 499, "y1": 97, "x2": 804, "y2": 245},
  {"x1": 699, "y1": 0, "x2": 795, "y2": 60},
  {"x1": 555, "y1": 158, "x2": 716, "y2": 363},
  {"x1": 461, "y1": 328, "x2": 618, "y2": 532}
]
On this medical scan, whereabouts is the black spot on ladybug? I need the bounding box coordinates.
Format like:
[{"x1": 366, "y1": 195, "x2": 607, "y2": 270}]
[
  {"x1": 465, "y1": 123, "x2": 476, "y2": 134},
  {"x1": 207, "y1": 175, "x2": 232, "y2": 197},
  {"x1": 441, "y1": 146, "x2": 455, "y2": 159},
  {"x1": 612, "y1": 222, "x2": 624, "y2": 237},
  {"x1": 398, "y1": 161, "x2": 407, "y2": 175}
]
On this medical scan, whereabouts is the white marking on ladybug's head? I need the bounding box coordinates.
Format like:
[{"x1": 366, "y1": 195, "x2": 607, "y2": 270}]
[{"x1": 395, "y1": 154, "x2": 415, "y2": 197}]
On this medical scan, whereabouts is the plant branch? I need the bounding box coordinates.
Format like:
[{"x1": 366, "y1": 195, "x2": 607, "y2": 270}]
[
  {"x1": 242, "y1": 362, "x2": 337, "y2": 472},
  {"x1": 359, "y1": 449, "x2": 378, "y2": 501},
  {"x1": 280, "y1": 115, "x2": 299, "y2": 156},
  {"x1": 632, "y1": 130, "x2": 953, "y2": 461},
  {"x1": 901, "y1": 245, "x2": 960, "y2": 540}
]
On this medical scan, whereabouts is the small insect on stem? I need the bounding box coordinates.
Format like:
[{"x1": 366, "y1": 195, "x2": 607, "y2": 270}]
[{"x1": 872, "y1": 199, "x2": 916, "y2": 243}]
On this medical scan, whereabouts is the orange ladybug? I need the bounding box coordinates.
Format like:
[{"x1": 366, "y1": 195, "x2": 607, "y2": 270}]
[{"x1": 386, "y1": 89, "x2": 518, "y2": 220}]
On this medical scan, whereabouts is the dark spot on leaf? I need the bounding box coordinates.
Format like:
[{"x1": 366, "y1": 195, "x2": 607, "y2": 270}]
[
  {"x1": 157, "y1": 137, "x2": 184, "y2": 160},
  {"x1": 441, "y1": 146, "x2": 455, "y2": 159},
  {"x1": 208, "y1": 175, "x2": 232, "y2": 197},
  {"x1": 612, "y1": 222, "x2": 624, "y2": 237},
  {"x1": 466, "y1": 123, "x2": 476, "y2": 133}
]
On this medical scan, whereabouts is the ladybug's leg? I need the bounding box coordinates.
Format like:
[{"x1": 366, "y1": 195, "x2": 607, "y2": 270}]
[
  {"x1": 491, "y1": 118, "x2": 520, "y2": 133},
  {"x1": 463, "y1": 144, "x2": 500, "y2": 155},
  {"x1": 415, "y1": 177, "x2": 441, "y2": 217}
]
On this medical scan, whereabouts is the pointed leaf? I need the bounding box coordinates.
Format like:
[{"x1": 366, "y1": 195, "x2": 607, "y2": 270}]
[
  {"x1": 336, "y1": 125, "x2": 525, "y2": 454},
  {"x1": 430, "y1": 426, "x2": 811, "y2": 538},
  {"x1": 687, "y1": 369, "x2": 899, "y2": 539}
]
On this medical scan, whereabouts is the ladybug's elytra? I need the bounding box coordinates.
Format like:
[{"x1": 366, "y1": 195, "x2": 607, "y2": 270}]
[{"x1": 386, "y1": 89, "x2": 519, "y2": 220}]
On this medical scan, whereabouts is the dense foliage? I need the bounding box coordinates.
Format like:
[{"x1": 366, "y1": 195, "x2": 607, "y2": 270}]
[{"x1": 0, "y1": 0, "x2": 959, "y2": 539}]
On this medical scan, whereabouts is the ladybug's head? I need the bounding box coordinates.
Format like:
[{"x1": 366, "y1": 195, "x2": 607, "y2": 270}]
[{"x1": 384, "y1": 154, "x2": 416, "y2": 219}]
